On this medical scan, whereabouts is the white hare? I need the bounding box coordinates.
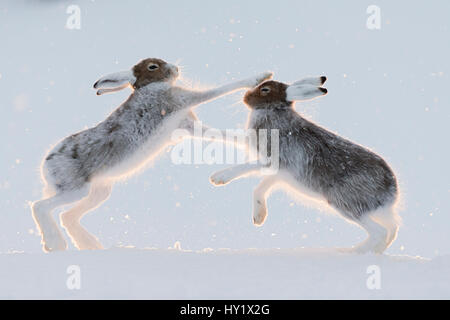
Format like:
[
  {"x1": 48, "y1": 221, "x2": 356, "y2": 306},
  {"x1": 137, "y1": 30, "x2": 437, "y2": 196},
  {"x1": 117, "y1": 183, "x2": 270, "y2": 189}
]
[
  {"x1": 210, "y1": 77, "x2": 400, "y2": 254},
  {"x1": 32, "y1": 57, "x2": 272, "y2": 252}
]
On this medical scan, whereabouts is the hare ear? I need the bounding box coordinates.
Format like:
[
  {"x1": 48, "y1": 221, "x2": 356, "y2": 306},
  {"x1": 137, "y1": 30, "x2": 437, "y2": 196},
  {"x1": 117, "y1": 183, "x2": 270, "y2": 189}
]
[
  {"x1": 95, "y1": 83, "x2": 130, "y2": 95},
  {"x1": 286, "y1": 84, "x2": 327, "y2": 102},
  {"x1": 291, "y1": 76, "x2": 327, "y2": 87},
  {"x1": 93, "y1": 70, "x2": 136, "y2": 95}
]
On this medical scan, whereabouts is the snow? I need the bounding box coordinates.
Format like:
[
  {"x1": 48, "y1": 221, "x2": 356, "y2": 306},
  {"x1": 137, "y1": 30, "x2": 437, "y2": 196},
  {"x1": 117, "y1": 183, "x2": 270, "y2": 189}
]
[{"x1": 1, "y1": 247, "x2": 449, "y2": 299}]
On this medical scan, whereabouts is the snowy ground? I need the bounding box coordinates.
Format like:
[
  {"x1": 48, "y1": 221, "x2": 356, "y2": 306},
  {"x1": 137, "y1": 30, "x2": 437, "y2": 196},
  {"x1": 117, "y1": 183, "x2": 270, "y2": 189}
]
[{"x1": 1, "y1": 247, "x2": 449, "y2": 299}]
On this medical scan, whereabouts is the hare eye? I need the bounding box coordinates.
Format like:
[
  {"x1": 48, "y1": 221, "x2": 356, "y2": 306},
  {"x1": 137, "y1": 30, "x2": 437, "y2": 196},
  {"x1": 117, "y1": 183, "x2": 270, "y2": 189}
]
[
  {"x1": 261, "y1": 87, "x2": 271, "y2": 95},
  {"x1": 147, "y1": 64, "x2": 159, "y2": 71}
]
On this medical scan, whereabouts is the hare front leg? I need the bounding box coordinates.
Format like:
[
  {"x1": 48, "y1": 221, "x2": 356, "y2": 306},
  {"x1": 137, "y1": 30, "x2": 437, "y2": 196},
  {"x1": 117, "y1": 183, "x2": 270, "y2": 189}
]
[
  {"x1": 209, "y1": 164, "x2": 278, "y2": 226},
  {"x1": 252, "y1": 176, "x2": 278, "y2": 226},
  {"x1": 60, "y1": 183, "x2": 112, "y2": 250},
  {"x1": 178, "y1": 112, "x2": 247, "y2": 147},
  {"x1": 209, "y1": 163, "x2": 263, "y2": 186},
  {"x1": 188, "y1": 72, "x2": 273, "y2": 106}
]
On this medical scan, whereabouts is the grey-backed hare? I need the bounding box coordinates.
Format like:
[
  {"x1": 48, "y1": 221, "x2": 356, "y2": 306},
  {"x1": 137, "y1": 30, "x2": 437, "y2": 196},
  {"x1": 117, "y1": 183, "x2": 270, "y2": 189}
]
[
  {"x1": 210, "y1": 77, "x2": 400, "y2": 254},
  {"x1": 32, "y1": 57, "x2": 272, "y2": 252}
]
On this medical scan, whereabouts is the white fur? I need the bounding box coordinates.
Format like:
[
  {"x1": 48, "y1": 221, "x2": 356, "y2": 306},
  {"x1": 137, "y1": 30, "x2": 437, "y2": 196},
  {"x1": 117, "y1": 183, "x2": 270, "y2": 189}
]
[
  {"x1": 291, "y1": 76, "x2": 325, "y2": 86},
  {"x1": 94, "y1": 70, "x2": 136, "y2": 92},
  {"x1": 103, "y1": 110, "x2": 190, "y2": 180},
  {"x1": 286, "y1": 84, "x2": 326, "y2": 102}
]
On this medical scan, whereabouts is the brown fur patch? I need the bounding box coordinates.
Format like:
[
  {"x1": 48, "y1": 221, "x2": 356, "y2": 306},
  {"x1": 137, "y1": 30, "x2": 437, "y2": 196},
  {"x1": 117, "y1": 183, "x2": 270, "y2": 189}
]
[
  {"x1": 243, "y1": 81, "x2": 291, "y2": 109},
  {"x1": 132, "y1": 58, "x2": 176, "y2": 89}
]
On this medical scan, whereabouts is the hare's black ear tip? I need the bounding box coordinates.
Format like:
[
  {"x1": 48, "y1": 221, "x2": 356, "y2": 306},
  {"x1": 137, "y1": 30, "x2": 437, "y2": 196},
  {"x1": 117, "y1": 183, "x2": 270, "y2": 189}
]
[
  {"x1": 319, "y1": 87, "x2": 328, "y2": 94},
  {"x1": 320, "y1": 76, "x2": 327, "y2": 85}
]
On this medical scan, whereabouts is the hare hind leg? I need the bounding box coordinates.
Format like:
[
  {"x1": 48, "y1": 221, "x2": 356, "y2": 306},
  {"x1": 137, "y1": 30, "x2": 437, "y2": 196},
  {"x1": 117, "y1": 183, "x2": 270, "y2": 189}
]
[
  {"x1": 351, "y1": 216, "x2": 389, "y2": 254},
  {"x1": 32, "y1": 187, "x2": 89, "y2": 252},
  {"x1": 338, "y1": 210, "x2": 390, "y2": 254},
  {"x1": 369, "y1": 206, "x2": 401, "y2": 250},
  {"x1": 337, "y1": 204, "x2": 402, "y2": 255},
  {"x1": 60, "y1": 182, "x2": 112, "y2": 250}
]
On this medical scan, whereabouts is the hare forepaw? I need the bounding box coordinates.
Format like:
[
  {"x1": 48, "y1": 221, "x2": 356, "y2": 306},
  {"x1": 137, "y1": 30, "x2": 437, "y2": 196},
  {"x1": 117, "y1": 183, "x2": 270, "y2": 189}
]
[{"x1": 209, "y1": 169, "x2": 234, "y2": 186}]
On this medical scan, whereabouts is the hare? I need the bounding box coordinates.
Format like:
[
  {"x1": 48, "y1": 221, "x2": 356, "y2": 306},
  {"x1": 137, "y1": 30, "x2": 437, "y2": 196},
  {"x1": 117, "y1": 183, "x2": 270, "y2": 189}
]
[
  {"x1": 31, "y1": 57, "x2": 273, "y2": 252},
  {"x1": 210, "y1": 77, "x2": 400, "y2": 254}
]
